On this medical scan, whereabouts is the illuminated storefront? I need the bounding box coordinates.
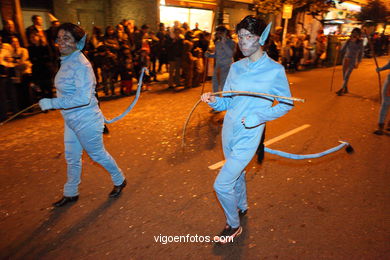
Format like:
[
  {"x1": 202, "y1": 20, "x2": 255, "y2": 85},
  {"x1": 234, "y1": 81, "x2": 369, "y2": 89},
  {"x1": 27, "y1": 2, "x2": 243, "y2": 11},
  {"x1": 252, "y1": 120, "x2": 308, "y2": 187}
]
[
  {"x1": 323, "y1": 1, "x2": 362, "y2": 35},
  {"x1": 159, "y1": 0, "x2": 216, "y2": 31},
  {"x1": 159, "y1": 0, "x2": 256, "y2": 32}
]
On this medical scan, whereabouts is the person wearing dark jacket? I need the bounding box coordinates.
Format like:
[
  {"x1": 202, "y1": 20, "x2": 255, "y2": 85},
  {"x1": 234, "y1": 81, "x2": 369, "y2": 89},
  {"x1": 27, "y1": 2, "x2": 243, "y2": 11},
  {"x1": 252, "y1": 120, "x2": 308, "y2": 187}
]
[{"x1": 166, "y1": 28, "x2": 184, "y2": 88}]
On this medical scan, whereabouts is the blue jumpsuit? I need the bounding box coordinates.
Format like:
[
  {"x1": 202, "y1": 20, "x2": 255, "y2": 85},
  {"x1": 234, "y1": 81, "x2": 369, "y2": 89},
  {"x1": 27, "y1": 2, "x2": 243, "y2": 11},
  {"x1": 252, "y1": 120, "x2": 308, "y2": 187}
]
[
  {"x1": 378, "y1": 60, "x2": 390, "y2": 125},
  {"x1": 51, "y1": 50, "x2": 125, "y2": 197},
  {"x1": 208, "y1": 53, "x2": 293, "y2": 228},
  {"x1": 340, "y1": 39, "x2": 363, "y2": 90}
]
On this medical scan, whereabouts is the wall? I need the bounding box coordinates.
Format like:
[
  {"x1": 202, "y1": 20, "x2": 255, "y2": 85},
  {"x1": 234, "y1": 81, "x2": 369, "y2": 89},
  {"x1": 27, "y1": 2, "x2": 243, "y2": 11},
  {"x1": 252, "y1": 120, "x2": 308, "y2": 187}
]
[
  {"x1": 53, "y1": 0, "x2": 159, "y2": 33},
  {"x1": 110, "y1": 0, "x2": 159, "y2": 30},
  {"x1": 0, "y1": 0, "x2": 14, "y2": 23},
  {"x1": 224, "y1": 2, "x2": 255, "y2": 30},
  {"x1": 53, "y1": 0, "x2": 105, "y2": 33}
]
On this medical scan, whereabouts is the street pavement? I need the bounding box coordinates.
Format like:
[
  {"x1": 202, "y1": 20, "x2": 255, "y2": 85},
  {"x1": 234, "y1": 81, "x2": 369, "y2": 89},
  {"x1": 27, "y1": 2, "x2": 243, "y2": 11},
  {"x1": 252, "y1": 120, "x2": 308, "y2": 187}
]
[{"x1": 0, "y1": 56, "x2": 389, "y2": 259}]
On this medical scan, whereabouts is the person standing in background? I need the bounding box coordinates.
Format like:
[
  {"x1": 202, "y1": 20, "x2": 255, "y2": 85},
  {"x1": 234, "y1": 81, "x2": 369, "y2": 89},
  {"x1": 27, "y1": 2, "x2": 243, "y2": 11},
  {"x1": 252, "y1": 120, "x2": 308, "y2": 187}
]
[
  {"x1": 205, "y1": 26, "x2": 235, "y2": 95},
  {"x1": 26, "y1": 15, "x2": 47, "y2": 46},
  {"x1": 336, "y1": 28, "x2": 364, "y2": 96},
  {"x1": 373, "y1": 59, "x2": 390, "y2": 135},
  {"x1": 1, "y1": 20, "x2": 23, "y2": 46}
]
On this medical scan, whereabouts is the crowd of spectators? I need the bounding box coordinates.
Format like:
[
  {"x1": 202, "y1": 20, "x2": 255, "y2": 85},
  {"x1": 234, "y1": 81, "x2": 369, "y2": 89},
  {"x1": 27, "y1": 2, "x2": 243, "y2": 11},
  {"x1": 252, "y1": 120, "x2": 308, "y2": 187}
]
[
  {"x1": 274, "y1": 28, "x2": 389, "y2": 72},
  {"x1": 0, "y1": 14, "x2": 389, "y2": 122}
]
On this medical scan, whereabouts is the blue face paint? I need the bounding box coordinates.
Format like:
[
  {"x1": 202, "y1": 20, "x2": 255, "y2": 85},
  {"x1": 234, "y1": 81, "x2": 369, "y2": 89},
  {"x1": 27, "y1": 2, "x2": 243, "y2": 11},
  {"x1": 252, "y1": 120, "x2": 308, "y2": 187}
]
[{"x1": 238, "y1": 29, "x2": 260, "y2": 57}]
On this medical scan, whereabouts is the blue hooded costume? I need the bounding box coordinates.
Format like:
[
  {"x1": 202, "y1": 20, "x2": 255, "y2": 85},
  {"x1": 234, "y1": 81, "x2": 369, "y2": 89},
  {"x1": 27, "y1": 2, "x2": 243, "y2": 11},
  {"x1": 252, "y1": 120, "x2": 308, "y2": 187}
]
[
  {"x1": 208, "y1": 52, "x2": 293, "y2": 228},
  {"x1": 42, "y1": 49, "x2": 125, "y2": 197}
]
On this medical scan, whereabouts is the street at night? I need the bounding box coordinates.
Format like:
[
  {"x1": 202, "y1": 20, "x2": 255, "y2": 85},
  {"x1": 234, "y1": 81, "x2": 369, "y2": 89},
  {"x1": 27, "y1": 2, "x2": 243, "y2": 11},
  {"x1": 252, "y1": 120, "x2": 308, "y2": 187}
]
[{"x1": 0, "y1": 56, "x2": 389, "y2": 259}]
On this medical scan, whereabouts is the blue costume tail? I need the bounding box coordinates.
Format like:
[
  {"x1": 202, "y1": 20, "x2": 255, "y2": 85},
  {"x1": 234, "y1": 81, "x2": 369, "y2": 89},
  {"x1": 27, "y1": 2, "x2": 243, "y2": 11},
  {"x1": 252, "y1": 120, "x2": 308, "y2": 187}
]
[
  {"x1": 104, "y1": 67, "x2": 147, "y2": 124},
  {"x1": 264, "y1": 141, "x2": 354, "y2": 160}
]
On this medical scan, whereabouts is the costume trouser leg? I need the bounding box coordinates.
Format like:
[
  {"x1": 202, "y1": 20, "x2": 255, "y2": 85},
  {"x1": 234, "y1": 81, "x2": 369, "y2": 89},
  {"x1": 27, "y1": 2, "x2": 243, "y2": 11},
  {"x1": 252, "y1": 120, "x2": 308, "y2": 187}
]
[
  {"x1": 379, "y1": 74, "x2": 390, "y2": 124},
  {"x1": 219, "y1": 65, "x2": 230, "y2": 92},
  {"x1": 212, "y1": 67, "x2": 220, "y2": 93},
  {"x1": 214, "y1": 125, "x2": 263, "y2": 228},
  {"x1": 341, "y1": 59, "x2": 354, "y2": 90},
  {"x1": 63, "y1": 122, "x2": 125, "y2": 196},
  {"x1": 212, "y1": 65, "x2": 230, "y2": 93},
  {"x1": 234, "y1": 171, "x2": 248, "y2": 212}
]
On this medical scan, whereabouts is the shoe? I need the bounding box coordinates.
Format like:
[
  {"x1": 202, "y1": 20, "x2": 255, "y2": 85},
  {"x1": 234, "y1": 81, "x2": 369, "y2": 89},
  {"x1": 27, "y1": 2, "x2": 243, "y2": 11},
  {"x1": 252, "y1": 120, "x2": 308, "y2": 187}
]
[
  {"x1": 109, "y1": 179, "x2": 127, "y2": 198},
  {"x1": 336, "y1": 89, "x2": 344, "y2": 96},
  {"x1": 214, "y1": 224, "x2": 242, "y2": 244},
  {"x1": 373, "y1": 129, "x2": 384, "y2": 135},
  {"x1": 238, "y1": 209, "x2": 247, "y2": 218},
  {"x1": 343, "y1": 88, "x2": 349, "y2": 94},
  {"x1": 53, "y1": 196, "x2": 79, "y2": 207},
  {"x1": 103, "y1": 125, "x2": 109, "y2": 135}
]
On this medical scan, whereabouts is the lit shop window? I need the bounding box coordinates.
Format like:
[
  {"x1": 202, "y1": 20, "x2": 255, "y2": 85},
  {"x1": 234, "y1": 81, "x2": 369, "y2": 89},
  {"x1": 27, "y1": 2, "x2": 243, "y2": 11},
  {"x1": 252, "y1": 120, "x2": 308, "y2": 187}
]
[{"x1": 160, "y1": 5, "x2": 213, "y2": 32}]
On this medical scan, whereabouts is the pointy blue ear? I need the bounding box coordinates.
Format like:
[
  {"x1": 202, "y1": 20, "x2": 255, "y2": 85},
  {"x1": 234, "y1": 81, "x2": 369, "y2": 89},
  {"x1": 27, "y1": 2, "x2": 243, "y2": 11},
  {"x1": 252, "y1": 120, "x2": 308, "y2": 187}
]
[
  {"x1": 76, "y1": 34, "x2": 87, "y2": 50},
  {"x1": 259, "y1": 22, "x2": 272, "y2": 46}
]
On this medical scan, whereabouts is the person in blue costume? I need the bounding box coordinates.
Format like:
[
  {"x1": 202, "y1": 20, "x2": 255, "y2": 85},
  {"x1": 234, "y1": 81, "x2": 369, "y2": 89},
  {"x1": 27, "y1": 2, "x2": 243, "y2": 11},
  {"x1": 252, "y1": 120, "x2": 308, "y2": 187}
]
[
  {"x1": 336, "y1": 28, "x2": 364, "y2": 96},
  {"x1": 205, "y1": 25, "x2": 235, "y2": 94},
  {"x1": 373, "y1": 59, "x2": 390, "y2": 135},
  {"x1": 38, "y1": 23, "x2": 126, "y2": 207},
  {"x1": 201, "y1": 16, "x2": 294, "y2": 243}
]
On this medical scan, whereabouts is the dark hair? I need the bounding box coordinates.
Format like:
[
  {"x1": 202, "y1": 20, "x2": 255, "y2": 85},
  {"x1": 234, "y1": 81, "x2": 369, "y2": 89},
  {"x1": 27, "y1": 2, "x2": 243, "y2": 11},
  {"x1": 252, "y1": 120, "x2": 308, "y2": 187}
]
[
  {"x1": 215, "y1": 25, "x2": 231, "y2": 39},
  {"x1": 350, "y1": 28, "x2": 362, "y2": 43},
  {"x1": 57, "y1": 22, "x2": 85, "y2": 42},
  {"x1": 236, "y1": 15, "x2": 267, "y2": 37},
  {"x1": 92, "y1": 26, "x2": 102, "y2": 35},
  {"x1": 104, "y1": 25, "x2": 116, "y2": 37},
  {"x1": 351, "y1": 28, "x2": 362, "y2": 36},
  {"x1": 216, "y1": 25, "x2": 228, "y2": 33},
  {"x1": 185, "y1": 31, "x2": 194, "y2": 41},
  {"x1": 31, "y1": 15, "x2": 40, "y2": 22}
]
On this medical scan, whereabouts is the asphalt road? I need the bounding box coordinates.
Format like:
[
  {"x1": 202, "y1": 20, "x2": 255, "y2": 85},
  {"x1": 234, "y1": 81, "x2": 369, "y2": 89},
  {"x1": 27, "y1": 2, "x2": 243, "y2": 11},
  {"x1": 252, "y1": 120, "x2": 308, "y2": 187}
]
[{"x1": 0, "y1": 56, "x2": 389, "y2": 259}]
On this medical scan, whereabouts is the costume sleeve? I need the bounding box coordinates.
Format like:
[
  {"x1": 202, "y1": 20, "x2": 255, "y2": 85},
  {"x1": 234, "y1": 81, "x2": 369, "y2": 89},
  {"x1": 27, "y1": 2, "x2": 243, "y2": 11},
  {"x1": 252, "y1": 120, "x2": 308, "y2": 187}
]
[
  {"x1": 208, "y1": 66, "x2": 233, "y2": 111},
  {"x1": 51, "y1": 63, "x2": 94, "y2": 109},
  {"x1": 244, "y1": 69, "x2": 294, "y2": 127}
]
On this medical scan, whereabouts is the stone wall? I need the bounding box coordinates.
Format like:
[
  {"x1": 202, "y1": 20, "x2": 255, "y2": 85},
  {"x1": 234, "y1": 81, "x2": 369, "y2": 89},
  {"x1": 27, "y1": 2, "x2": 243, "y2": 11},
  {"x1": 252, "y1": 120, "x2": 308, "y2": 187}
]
[
  {"x1": 110, "y1": 0, "x2": 159, "y2": 30},
  {"x1": 52, "y1": 0, "x2": 159, "y2": 33}
]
